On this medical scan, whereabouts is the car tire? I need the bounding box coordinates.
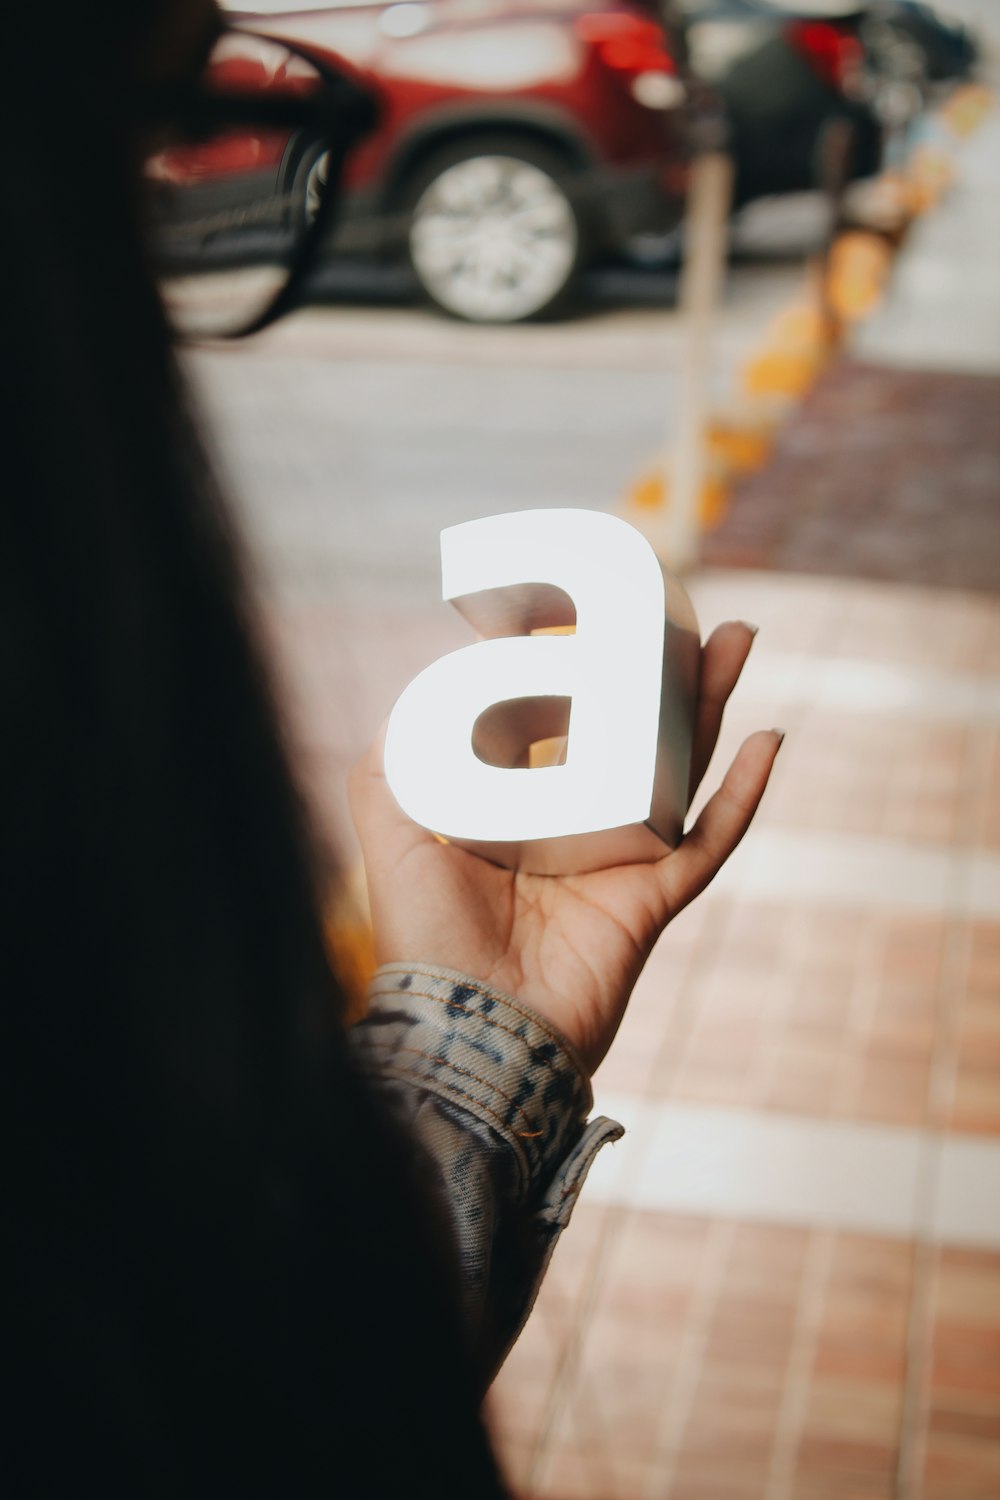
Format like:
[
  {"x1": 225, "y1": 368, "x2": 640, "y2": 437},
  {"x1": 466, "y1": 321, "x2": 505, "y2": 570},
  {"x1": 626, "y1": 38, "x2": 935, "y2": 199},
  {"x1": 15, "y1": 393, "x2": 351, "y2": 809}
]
[{"x1": 401, "y1": 136, "x2": 585, "y2": 324}]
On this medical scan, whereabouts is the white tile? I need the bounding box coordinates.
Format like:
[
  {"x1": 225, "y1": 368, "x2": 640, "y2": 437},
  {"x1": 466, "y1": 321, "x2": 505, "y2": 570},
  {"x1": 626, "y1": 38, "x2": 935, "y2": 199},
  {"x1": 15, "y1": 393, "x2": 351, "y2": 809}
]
[
  {"x1": 932, "y1": 1136, "x2": 1000, "y2": 1249},
  {"x1": 584, "y1": 1095, "x2": 645, "y2": 1200},
  {"x1": 739, "y1": 652, "x2": 1000, "y2": 724},
  {"x1": 588, "y1": 1099, "x2": 923, "y2": 1238},
  {"x1": 708, "y1": 829, "x2": 1000, "y2": 920},
  {"x1": 965, "y1": 853, "x2": 1000, "y2": 919},
  {"x1": 712, "y1": 829, "x2": 950, "y2": 910},
  {"x1": 584, "y1": 1095, "x2": 1000, "y2": 1250}
]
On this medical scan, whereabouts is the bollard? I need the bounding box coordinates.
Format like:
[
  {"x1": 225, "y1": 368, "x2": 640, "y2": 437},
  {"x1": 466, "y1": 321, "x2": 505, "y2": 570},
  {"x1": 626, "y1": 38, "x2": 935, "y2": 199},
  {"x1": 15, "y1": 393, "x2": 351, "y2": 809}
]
[{"x1": 642, "y1": 150, "x2": 733, "y2": 572}]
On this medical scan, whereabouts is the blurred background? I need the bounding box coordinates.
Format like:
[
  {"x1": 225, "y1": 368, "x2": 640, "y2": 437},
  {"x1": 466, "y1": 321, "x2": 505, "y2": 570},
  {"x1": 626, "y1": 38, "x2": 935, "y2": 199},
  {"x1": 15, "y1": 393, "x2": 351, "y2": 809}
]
[{"x1": 163, "y1": 1, "x2": 998, "y2": 1494}]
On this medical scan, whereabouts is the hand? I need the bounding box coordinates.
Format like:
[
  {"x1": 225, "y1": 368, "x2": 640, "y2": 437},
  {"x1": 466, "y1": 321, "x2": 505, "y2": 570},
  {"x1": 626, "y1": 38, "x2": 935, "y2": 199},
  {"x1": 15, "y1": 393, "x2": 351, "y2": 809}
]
[{"x1": 350, "y1": 621, "x2": 781, "y2": 1077}]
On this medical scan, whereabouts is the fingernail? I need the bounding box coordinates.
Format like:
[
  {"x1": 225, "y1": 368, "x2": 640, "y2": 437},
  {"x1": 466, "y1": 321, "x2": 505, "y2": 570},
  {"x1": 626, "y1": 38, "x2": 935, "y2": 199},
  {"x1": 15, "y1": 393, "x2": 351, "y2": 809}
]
[
  {"x1": 741, "y1": 621, "x2": 760, "y2": 638},
  {"x1": 771, "y1": 727, "x2": 786, "y2": 747}
]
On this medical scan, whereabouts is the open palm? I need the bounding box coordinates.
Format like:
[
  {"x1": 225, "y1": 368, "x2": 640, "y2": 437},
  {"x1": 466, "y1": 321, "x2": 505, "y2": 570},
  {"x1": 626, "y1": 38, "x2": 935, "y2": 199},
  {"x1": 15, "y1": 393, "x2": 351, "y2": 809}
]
[{"x1": 350, "y1": 621, "x2": 781, "y2": 1077}]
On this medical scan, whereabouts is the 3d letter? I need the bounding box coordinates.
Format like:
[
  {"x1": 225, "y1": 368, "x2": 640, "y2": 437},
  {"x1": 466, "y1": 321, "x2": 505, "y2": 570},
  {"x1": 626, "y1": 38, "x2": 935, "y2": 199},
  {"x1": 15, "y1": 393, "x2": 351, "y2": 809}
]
[{"x1": 384, "y1": 509, "x2": 700, "y2": 875}]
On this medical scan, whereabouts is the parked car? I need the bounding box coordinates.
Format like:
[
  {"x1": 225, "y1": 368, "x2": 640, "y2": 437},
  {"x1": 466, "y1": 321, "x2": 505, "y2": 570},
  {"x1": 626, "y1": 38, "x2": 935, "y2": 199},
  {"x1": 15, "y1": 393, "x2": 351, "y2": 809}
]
[
  {"x1": 677, "y1": 0, "x2": 885, "y2": 205},
  {"x1": 878, "y1": 1, "x2": 979, "y2": 84},
  {"x1": 174, "y1": 0, "x2": 693, "y2": 322}
]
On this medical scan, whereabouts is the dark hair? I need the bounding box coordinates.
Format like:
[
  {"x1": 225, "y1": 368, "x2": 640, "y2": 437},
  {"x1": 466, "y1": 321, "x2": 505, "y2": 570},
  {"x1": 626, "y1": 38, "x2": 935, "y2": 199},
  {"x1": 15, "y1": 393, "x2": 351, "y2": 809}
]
[{"x1": 2, "y1": 5, "x2": 506, "y2": 1492}]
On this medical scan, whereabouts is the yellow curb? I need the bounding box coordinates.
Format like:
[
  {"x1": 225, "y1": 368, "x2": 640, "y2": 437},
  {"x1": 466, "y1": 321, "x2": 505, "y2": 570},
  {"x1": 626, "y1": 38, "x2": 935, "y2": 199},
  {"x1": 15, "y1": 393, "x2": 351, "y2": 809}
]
[
  {"x1": 826, "y1": 230, "x2": 893, "y2": 323},
  {"x1": 630, "y1": 470, "x2": 669, "y2": 511},
  {"x1": 876, "y1": 170, "x2": 912, "y2": 215},
  {"x1": 942, "y1": 83, "x2": 995, "y2": 138},
  {"x1": 697, "y1": 469, "x2": 730, "y2": 530},
  {"x1": 742, "y1": 346, "x2": 828, "y2": 399},
  {"x1": 707, "y1": 416, "x2": 774, "y2": 477},
  {"x1": 623, "y1": 469, "x2": 731, "y2": 533},
  {"x1": 849, "y1": 171, "x2": 914, "y2": 233},
  {"x1": 620, "y1": 81, "x2": 993, "y2": 544},
  {"x1": 769, "y1": 302, "x2": 832, "y2": 353}
]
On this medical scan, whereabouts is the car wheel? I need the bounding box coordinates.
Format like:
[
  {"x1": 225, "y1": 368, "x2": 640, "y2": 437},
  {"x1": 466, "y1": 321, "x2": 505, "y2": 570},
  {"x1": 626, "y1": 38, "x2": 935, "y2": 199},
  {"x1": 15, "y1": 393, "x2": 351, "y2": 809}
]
[
  {"x1": 288, "y1": 139, "x2": 331, "y2": 229},
  {"x1": 403, "y1": 138, "x2": 583, "y2": 323},
  {"x1": 302, "y1": 148, "x2": 330, "y2": 224}
]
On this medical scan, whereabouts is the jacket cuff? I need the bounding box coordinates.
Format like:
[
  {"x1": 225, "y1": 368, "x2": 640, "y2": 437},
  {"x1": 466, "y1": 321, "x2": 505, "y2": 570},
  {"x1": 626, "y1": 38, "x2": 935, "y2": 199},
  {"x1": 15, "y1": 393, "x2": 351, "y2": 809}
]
[{"x1": 353, "y1": 962, "x2": 623, "y2": 1202}]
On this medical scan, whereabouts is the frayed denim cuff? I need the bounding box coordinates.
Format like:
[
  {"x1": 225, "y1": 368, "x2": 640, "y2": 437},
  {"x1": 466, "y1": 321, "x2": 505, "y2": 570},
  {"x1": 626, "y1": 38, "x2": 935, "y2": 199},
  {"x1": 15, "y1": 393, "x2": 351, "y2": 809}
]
[{"x1": 352, "y1": 962, "x2": 624, "y2": 1205}]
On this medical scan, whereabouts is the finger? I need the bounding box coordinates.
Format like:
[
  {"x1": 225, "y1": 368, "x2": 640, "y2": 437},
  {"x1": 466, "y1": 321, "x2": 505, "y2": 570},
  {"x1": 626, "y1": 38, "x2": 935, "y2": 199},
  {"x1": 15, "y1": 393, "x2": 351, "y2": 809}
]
[
  {"x1": 664, "y1": 727, "x2": 783, "y2": 914},
  {"x1": 347, "y1": 718, "x2": 389, "y2": 810},
  {"x1": 346, "y1": 724, "x2": 390, "y2": 847},
  {"x1": 348, "y1": 720, "x2": 437, "y2": 862},
  {"x1": 688, "y1": 620, "x2": 758, "y2": 800}
]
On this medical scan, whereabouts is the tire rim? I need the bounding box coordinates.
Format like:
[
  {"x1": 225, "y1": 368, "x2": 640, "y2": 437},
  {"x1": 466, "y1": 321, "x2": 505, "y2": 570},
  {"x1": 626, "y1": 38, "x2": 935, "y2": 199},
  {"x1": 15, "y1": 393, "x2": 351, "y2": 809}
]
[
  {"x1": 304, "y1": 151, "x2": 330, "y2": 222},
  {"x1": 409, "y1": 155, "x2": 577, "y2": 322}
]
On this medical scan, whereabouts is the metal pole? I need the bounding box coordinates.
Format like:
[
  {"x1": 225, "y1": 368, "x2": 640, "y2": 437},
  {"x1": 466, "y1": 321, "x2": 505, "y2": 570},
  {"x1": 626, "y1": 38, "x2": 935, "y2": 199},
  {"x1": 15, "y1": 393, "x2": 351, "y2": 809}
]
[
  {"x1": 817, "y1": 115, "x2": 857, "y2": 347},
  {"x1": 651, "y1": 149, "x2": 733, "y2": 572}
]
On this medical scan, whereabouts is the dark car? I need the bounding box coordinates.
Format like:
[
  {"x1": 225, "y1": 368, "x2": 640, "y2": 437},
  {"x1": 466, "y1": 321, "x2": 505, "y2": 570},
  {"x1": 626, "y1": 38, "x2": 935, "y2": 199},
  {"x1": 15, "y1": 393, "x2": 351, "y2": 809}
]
[
  {"x1": 160, "y1": 0, "x2": 693, "y2": 322},
  {"x1": 882, "y1": 1, "x2": 979, "y2": 83},
  {"x1": 678, "y1": 0, "x2": 885, "y2": 206}
]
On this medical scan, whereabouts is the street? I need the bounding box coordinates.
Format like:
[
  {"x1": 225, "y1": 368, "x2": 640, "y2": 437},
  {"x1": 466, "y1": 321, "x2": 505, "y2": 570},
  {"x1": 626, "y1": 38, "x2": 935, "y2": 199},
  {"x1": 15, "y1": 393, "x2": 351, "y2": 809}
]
[{"x1": 186, "y1": 214, "x2": 820, "y2": 611}]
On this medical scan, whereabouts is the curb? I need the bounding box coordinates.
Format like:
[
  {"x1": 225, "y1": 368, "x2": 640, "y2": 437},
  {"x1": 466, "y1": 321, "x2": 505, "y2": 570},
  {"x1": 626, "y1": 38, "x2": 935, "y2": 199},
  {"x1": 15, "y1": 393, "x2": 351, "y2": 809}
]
[{"x1": 620, "y1": 82, "x2": 995, "y2": 563}]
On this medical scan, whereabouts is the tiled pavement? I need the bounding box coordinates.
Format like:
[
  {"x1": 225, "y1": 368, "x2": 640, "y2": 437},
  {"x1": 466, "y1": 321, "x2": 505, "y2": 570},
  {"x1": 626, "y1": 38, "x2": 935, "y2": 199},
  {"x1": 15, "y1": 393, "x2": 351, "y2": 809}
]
[
  {"x1": 484, "y1": 105, "x2": 1000, "y2": 1500},
  {"x1": 700, "y1": 361, "x2": 1000, "y2": 594},
  {"x1": 480, "y1": 105, "x2": 1000, "y2": 1498},
  {"x1": 257, "y1": 100, "x2": 1000, "y2": 1500},
  {"x1": 265, "y1": 569, "x2": 1000, "y2": 1500},
  {"x1": 702, "y1": 77, "x2": 1000, "y2": 595},
  {"x1": 480, "y1": 576, "x2": 1000, "y2": 1500}
]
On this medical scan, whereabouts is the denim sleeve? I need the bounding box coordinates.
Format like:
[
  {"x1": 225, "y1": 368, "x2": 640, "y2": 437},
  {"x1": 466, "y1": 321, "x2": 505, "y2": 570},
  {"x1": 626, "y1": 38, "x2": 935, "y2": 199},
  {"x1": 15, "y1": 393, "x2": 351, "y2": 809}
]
[{"x1": 347, "y1": 961, "x2": 624, "y2": 1378}]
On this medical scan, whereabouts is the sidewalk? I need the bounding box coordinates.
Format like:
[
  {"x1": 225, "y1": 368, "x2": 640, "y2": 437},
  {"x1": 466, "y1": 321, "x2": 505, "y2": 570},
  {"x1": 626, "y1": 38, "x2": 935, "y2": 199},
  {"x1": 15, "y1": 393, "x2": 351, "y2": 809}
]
[
  {"x1": 700, "y1": 358, "x2": 999, "y2": 591},
  {"x1": 701, "y1": 104, "x2": 1000, "y2": 591},
  {"x1": 474, "y1": 106, "x2": 1000, "y2": 1500},
  {"x1": 482, "y1": 566, "x2": 1000, "y2": 1500}
]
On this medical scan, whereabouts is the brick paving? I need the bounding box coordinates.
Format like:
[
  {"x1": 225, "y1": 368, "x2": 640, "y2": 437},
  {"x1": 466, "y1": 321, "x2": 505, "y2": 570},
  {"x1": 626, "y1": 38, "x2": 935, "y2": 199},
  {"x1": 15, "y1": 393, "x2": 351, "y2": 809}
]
[
  {"x1": 702, "y1": 359, "x2": 1000, "y2": 593},
  {"x1": 266, "y1": 568, "x2": 1000, "y2": 1500}
]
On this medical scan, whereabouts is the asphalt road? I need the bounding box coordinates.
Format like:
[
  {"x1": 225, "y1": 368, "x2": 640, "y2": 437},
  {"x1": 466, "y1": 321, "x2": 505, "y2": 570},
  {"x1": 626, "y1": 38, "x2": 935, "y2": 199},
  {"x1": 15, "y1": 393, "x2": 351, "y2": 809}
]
[{"x1": 186, "y1": 210, "x2": 824, "y2": 611}]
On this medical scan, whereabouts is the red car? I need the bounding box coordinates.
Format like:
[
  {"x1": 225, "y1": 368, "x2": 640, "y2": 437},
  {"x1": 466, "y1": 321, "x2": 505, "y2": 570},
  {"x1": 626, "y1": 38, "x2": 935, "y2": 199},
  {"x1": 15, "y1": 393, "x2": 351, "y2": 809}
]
[{"x1": 168, "y1": 0, "x2": 692, "y2": 322}]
